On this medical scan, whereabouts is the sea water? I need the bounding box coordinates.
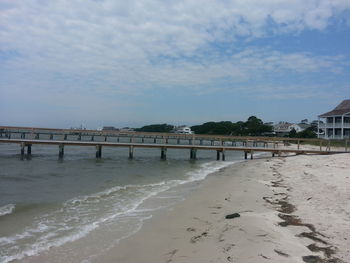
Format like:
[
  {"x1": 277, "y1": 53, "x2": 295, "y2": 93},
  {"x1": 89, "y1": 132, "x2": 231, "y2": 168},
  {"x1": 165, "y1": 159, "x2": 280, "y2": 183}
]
[{"x1": 0, "y1": 143, "x2": 243, "y2": 262}]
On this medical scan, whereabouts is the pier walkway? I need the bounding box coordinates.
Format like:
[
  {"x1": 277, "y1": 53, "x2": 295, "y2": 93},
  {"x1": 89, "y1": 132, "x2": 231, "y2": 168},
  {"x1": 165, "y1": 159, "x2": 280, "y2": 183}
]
[{"x1": 0, "y1": 126, "x2": 348, "y2": 160}]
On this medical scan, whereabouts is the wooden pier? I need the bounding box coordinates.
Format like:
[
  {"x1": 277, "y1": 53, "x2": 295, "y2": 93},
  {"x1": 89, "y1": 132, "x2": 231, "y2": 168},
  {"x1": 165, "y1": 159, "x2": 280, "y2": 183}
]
[{"x1": 0, "y1": 126, "x2": 348, "y2": 160}]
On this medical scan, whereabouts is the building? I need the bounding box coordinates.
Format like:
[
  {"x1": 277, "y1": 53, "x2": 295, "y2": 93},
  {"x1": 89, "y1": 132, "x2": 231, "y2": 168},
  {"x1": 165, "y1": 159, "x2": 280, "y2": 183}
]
[
  {"x1": 273, "y1": 122, "x2": 293, "y2": 137},
  {"x1": 318, "y1": 99, "x2": 350, "y2": 139},
  {"x1": 273, "y1": 122, "x2": 309, "y2": 137},
  {"x1": 173, "y1": 126, "x2": 194, "y2": 134},
  {"x1": 102, "y1": 126, "x2": 118, "y2": 131}
]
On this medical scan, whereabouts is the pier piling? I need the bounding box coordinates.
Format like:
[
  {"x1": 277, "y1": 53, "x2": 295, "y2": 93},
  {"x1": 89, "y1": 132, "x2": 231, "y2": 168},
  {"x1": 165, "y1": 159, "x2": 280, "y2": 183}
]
[
  {"x1": 190, "y1": 148, "x2": 197, "y2": 160},
  {"x1": 27, "y1": 144, "x2": 32, "y2": 155},
  {"x1": 20, "y1": 142, "x2": 25, "y2": 156},
  {"x1": 222, "y1": 150, "x2": 225, "y2": 161},
  {"x1": 96, "y1": 145, "x2": 102, "y2": 158},
  {"x1": 216, "y1": 150, "x2": 220, "y2": 160},
  {"x1": 161, "y1": 147, "x2": 167, "y2": 160},
  {"x1": 129, "y1": 146, "x2": 134, "y2": 159},
  {"x1": 59, "y1": 144, "x2": 64, "y2": 158}
]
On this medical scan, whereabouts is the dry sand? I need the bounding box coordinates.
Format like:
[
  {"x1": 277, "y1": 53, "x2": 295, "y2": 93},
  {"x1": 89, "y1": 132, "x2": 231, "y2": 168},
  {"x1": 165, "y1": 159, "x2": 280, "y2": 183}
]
[{"x1": 99, "y1": 153, "x2": 350, "y2": 263}]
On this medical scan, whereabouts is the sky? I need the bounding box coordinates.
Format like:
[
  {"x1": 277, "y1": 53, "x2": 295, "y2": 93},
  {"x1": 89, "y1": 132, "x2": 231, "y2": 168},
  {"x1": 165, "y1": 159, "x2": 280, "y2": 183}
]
[{"x1": 1, "y1": 0, "x2": 350, "y2": 129}]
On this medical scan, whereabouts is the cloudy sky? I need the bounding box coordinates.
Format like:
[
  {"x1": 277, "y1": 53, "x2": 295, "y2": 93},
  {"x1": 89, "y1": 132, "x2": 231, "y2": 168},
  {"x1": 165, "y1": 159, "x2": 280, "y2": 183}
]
[{"x1": 1, "y1": 0, "x2": 350, "y2": 128}]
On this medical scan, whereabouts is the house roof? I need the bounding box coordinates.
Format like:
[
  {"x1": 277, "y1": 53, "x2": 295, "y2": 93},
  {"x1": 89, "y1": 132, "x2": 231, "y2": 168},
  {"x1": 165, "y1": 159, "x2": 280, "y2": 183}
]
[
  {"x1": 319, "y1": 99, "x2": 350, "y2": 117},
  {"x1": 273, "y1": 123, "x2": 293, "y2": 132},
  {"x1": 296, "y1": 123, "x2": 310, "y2": 129}
]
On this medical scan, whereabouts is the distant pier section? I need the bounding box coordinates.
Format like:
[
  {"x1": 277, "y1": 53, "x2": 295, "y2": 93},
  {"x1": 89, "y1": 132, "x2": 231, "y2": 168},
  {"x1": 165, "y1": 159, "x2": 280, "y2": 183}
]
[{"x1": 0, "y1": 126, "x2": 348, "y2": 160}]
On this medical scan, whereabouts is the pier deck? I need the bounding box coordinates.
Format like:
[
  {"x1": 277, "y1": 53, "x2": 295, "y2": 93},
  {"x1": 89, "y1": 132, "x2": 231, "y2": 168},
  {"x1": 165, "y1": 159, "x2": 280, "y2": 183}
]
[
  {"x1": 0, "y1": 126, "x2": 348, "y2": 160},
  {"x1": 0, "y1": 137, "x2": 347, "y2": 160}
]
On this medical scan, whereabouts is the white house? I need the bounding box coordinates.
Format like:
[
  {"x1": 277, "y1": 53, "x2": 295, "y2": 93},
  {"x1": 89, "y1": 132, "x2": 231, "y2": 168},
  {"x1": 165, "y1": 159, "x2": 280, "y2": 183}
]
[
  {"x1": 318, "y1": 99, "x2": 350, "y2": 139},
  {"x1": 173, "y1": 126, "x2": 194, "y2": 134},
  {"x1": 274, "y1": 122, "x2": 309, "y2": 137}
]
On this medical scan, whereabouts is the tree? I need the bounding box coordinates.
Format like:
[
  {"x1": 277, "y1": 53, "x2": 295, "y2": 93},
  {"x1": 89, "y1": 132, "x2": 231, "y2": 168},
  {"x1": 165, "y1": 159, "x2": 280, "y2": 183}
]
[
  {"x1": 191, "y1": 116, "x2": 272, "y2": 136},
  {"x1": 296, "y1": 127, "x2": 317, "y2": 138},
  {"x1": 289, "y1": 128, "x2": 297, "y2": 138},
  {"x1": 135, "y1": 124, "x2": 174, "y2": 133}
]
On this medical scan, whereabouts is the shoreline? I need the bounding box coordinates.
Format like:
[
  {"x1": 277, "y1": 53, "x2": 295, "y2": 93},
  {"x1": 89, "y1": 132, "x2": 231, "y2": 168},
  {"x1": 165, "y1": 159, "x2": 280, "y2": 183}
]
[{"x1": 98, "y1": 153, "x2": 350, "y2": 263}]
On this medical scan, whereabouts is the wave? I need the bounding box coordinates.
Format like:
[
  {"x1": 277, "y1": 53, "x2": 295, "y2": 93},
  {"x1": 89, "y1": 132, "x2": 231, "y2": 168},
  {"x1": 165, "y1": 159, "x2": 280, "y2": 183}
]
[
  {"x1": 0, "y1": 204, "x2": 15, "y2": 217},
  {"x1": 0, "y1": 159, "x2": 238, "y2": 263}
]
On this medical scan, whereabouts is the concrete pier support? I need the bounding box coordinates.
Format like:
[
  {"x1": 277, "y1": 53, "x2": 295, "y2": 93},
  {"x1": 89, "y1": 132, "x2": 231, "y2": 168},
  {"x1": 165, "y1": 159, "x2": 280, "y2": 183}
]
[
  {"x1": 96, "y1": 145, "x2": 102, "y2": 158},
  {"x1": 161, "y1": 147, "x2": 167, "y2": 160},
  {"x1": 190, "y1": 148, "x2": 197, "y2": 160},
  {"x1": 129, "y1": 146, "x2": 134, "y2": 159},
  {"x1": 27, "y1": 144, "x2": 32, "y2": 155},
  {"x1": 20, "y1": 142, "x2": 25, "y2": 156},
  {"x1": 346, "y1": 139, "x2": 348, "y2": 152},
  {"x1": 216, "y1": 150, "x2": 220, "y2": 160},
  {"x1": 59, "y1": 144, "x2": 64, "y2": 158}
]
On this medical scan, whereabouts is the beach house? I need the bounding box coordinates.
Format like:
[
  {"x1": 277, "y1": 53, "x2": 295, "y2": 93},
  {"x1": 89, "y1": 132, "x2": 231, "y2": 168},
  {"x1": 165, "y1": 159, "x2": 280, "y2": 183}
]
[
  {"x1": 273, "y1": 122, "x2": 309, "y2": 137},
  {"x1": 318, "y1": 99, "x2": 350, "y2": 139}
]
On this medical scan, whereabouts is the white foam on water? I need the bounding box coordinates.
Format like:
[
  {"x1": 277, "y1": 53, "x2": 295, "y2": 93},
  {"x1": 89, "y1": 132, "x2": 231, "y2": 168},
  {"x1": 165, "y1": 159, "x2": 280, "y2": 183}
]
[
  {"x1": 0, "y1": 204, "x2": 15, "y2": 217},
  {"x1": 0, "y1": 159, "x2": 239, "y2": 263}
]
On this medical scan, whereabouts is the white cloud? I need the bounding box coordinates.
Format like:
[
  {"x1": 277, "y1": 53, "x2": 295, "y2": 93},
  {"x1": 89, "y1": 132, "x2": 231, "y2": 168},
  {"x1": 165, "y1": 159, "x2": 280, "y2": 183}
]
[{"x1": 0, "y1": 0, "x2": 349, "y2": 105}]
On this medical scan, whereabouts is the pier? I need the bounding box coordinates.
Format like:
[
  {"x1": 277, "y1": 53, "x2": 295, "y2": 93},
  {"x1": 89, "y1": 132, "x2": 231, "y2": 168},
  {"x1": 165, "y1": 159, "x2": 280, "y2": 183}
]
[{"x1": 0, "y1": 126, "x2": 348, "y2": 160}]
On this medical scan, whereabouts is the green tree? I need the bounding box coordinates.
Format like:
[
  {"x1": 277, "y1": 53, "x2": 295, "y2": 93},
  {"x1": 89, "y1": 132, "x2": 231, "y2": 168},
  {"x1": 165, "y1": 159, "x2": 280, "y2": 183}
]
[
  {"x1": 135, "y1": 124, "x2": 174, "y2": 133},
  {"x1": 289, "y1": 128, "x2": 297, "y2": 138}
]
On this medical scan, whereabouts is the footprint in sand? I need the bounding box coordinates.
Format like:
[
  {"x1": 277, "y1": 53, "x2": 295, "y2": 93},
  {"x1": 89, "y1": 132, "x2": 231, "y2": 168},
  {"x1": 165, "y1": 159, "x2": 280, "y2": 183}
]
[{"x1": 190, "y1": 231, "x2": 208, "y2": 243}]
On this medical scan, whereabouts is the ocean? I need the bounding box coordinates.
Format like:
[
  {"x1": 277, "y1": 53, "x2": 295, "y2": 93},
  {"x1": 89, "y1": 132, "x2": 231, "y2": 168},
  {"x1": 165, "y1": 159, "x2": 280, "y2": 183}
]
[{"x1": 0, "y1": 143, "x2": 243, "y2": 263}]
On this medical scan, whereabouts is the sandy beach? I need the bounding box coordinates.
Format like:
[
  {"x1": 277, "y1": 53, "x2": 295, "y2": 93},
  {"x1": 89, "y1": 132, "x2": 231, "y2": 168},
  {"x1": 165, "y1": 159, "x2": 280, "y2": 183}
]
[{"x1": 99, "y1": 153, "x2": 350, "y2": 263}]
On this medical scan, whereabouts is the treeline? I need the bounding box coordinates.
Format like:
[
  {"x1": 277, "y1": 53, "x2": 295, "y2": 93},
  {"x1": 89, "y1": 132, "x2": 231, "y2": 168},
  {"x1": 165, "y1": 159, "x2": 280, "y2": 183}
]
[
  {"x1": 134, "y1": 124, "x2": 174, "y2": 133},
  {"x1": 134, "y1": 116, "x2": 317, "y2": 138},
  {"x1": 191, "y1": 116, "x2": 272, "y2": 136}
]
